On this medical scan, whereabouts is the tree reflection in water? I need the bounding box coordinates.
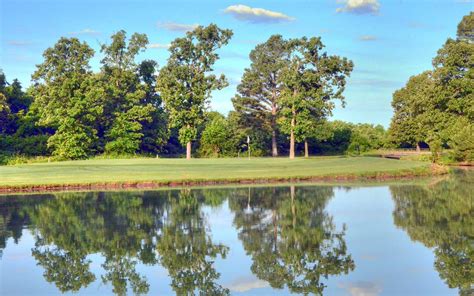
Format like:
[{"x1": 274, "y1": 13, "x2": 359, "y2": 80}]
[
  {"x1": 2, "y1": 172, "x2": 471, "y2": 295},
  {"x1": 156, "y1": 189, "x2": 229, "y2": 295},
  {"x1": 0, "y1": 190, "x2": 228, "y2": 295},
  {"x1": 391, "y1": 170, "x2": 474, "y2": 295},
  {"x1": 229, "y1": 185, "x2": 355, "y2": 295}
]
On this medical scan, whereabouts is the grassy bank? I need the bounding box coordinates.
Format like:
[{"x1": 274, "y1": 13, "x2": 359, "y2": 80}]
[{"x1": 0, "y1": 156, "x2": 445, "y2": 192}]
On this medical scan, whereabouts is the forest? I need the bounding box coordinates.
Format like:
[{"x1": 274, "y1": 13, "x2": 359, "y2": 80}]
[{"x1": 0, "y1": 13, "x2": 472, "y2": 163}]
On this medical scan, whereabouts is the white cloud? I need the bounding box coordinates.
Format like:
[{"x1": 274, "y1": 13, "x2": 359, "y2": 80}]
[
  {"x1": 157, "y1": 22, "x2": 198, "y2": 32},
  {"x1": 148, "y1": 43, "x2": 170, "y2": 49},
  {"x1": 336, "y1": 0, "x2": 380, "y2": 15},
  {"x1": 339, "y1": 281, "x2": 383, "y2": 296},
  {"x1": 225, "y1": 276, "x2": 269, "y2": 292},
  {"x1": 68, "y1": 28, "x2": 100, "y2": 36},
  {"x1": 8, "y1": 40, "x2": 33, "y2": 46},
  {"x1": 359, "y1": 35, "x2": 377, "y2": 41},
  {"x1": 224, "y1": 4, "x2": 295, "y2": 23}
]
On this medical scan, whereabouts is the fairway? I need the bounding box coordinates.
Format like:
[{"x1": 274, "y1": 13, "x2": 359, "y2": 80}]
[{"x1": 0, "y1": 157, "x2": 432, "y2": 188}]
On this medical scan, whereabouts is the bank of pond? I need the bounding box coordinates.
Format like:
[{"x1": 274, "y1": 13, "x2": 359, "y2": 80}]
[
  {"x1": 0, "y1": 157, "x2": 444, "y2": 193},
  {"x1": 0, "y1": 169, "x2": 472, "y2": 295}
]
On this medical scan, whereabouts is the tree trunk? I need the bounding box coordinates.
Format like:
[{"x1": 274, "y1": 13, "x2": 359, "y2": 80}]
[
  {"x1": 304, "y1": 140, "x2": 309, "y2": 158},
  {"x1": 186, "y1": 141, "x2": 191, "y2": 160},
  {"x1": 289, "y1": 111, "x2": 295, "y2": 159},
  {"x1": 416, "y1": 142, "x2": 421, "y2": 153},
  {"x1": 272, "y1": 130, "x2": 278, "y2": 157},
  {"x1": 271, "y1": 103, "x2": 278, "y2": 157},
  {"x1": 289, "y1": 128, "x2": 295, "y2": 159}
]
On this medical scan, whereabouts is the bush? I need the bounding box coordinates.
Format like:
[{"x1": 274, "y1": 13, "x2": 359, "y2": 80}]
[
  {"x1": 449, "y1": 122, "x2": 474, "y2": 162},
  {"x1": 199, "y1": 115, "x2": 237, "y2": 157}
]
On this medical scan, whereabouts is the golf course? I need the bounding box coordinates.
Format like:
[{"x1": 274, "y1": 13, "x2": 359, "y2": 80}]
[{"x1": 0, "y1": 156, "x2": 441, "y2": 191}]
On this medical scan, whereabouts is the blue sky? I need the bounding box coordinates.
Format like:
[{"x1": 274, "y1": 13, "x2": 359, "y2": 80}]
[{"x1": 1, "y1": 0, "x2": 472, "y2": 126}]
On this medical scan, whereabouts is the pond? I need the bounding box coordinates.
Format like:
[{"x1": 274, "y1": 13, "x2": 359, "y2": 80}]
[{"x1": 0, "y1": 170, "x2": 472, "y2": 295}]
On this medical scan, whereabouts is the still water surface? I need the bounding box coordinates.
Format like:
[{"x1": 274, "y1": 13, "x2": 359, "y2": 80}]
[{"x1": 0, "y1": 170, "x2": 472, "y2": 295}]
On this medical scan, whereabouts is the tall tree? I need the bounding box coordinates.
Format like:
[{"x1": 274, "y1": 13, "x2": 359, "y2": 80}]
[
  {"x1": 388, "y1": 71, "x2": 436, "y2": 150},
  {"x1": 137, "y1": 60, "x2": 169, "y2": 154},
  {"x1": 31, "y1": 38, "x2": 102, "y2": 159},
  {"x1": 100, "y1": 30, "x2": 156, "y2": 155},
  {"x1": 157, "y1": 24, "x2": 233, "y2": 159},
  {"x1": 0, "y1": 92, "x2": 11, "y2": 134},
  {"x1": 232, "y1": 35, "x2": 289, "y2": 157},
  {"x1": 279, "y1": 37, "x2": 353, "y2": 159},
  {"x1": 388, "y1": 12, "x2": 473, "y2": 161}
]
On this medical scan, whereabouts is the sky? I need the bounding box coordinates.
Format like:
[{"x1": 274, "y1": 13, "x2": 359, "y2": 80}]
[{"x1": 1, "y1": 0, "x2": 472, "y2": 127}]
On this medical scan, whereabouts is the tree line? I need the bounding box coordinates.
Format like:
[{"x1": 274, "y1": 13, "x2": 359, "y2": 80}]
[
  {"x1": 0, "y1": 23, "x2": 369, "y2": 161},
  {"x1": 1, "y1": 13, "x2": 471, "y2": 162}
]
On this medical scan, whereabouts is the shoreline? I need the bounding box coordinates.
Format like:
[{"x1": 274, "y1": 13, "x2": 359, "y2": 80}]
[{"x1": 0, "y1": 164, "x2": 449, "y2": 194}]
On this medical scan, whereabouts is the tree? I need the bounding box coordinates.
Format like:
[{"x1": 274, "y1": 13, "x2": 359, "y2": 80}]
[
  {"x1": 432, "y1": 38, "x2": 473, "y2": 126},
  {"x1": 449, "y1": 118, "x2": 474, "y2": 162},
  {"x1": 457, "y1": 12, "x2": 473, "y2": 43},
  {"x1": 199, "y1": 113, "x2": 234, "y2": 157},
  {"x1": 31, "y1": 38, "x2": 102, "y2": 159},
  {"x1": 388, "y1": 72, "x2": 436, "y2": 150},
  {"x1": 100, "y1": 30, "x2": 156, "y2": 155},
  {"x1": 0, "y1": 93, "x2": 10, "y2": 134},
  {"x1": 348, "y1": 124, "x2": 387, "y2": 154},
  {"x1": 279, "y1": 37, "x2": 353, "y2": 159},
  {"x1": 0, "y1": 72, "x2": 50, "y2": 157},
  {"x1": 157, "y1": 24, "x2": 233, "y2": 159},
  {"x1": 388, "y1": 12, "x2": 473, "y2": 161},
  {"x1": 232, "y1": 35, "x2": 289, "y2": 157},
  {"x1": 137, "y1": 60, "x2": 169, "y2": 154}
]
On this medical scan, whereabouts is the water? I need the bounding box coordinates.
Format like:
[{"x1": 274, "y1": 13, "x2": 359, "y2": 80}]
[{"x1": 0, "y1": 170, "x2": 472, "y2": 295}]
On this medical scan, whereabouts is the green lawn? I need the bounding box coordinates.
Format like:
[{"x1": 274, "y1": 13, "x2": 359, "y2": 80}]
[{"x1": 0, "y1": 156, "x2": 432, "y2": 188}]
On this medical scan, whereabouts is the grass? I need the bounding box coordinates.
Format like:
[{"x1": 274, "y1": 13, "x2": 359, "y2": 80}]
[{"x1": 0, "y1": 156, "x2": 440, "y2": 191}]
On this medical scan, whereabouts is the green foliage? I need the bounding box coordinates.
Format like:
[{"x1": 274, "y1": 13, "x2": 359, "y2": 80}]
[
  {"x1": 100, "y1": 30, "x2": 156, "y2": 155},
  {"x1": 388, "y1": 13, "x2": 473, "y2": 162},
  {"x1": 278, "y1": 36, "x2": 353, "y2": 157},
  {"x1": 0, "y1": 93, "x2": 11, "y2": 133},
  {"x1": 199, "y1": 113, "x2": 235, "y2": 157},
  {"x1": 388, "y1": 71, "x2": 435, "y2": 147},
  {"x1": 449, "y1": 119, "x2": 474, "y2": 162},
  {"x1": 348, "y1": 124, "x2": 387, "y2": 155},
  {"x1": 457, "y1": 12, "x2": 473, "y2": 43},
  {"x1": 157, "y1": 24, "x2": 233, "y2": 155},
  {"x1": 138, "y1": 60, "x2": 169, "y2": 154},
  {"x1": 30, "y1": 38, "x2": 101, "y2": 159},
  {"x1": 232, "y1": 35, "x2": 289, "y2": 156}
]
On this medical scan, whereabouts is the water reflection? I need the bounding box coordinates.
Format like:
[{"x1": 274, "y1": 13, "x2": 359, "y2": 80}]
[
  {"x1": 29, "y1": 192, "x2": 165, "y2": 295},
  {"x1": 390, "y1": 170, "x2": 474, "y2": 295},
  {"x1": 0, "y1": 170, "x2": 472, "y2": 295},
  {"x1": 156, "y1": 189, "x2": 229, "y2": 295},
  {"x1": 229, "y1": 186, "x2": 354, "y2": 294}
]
